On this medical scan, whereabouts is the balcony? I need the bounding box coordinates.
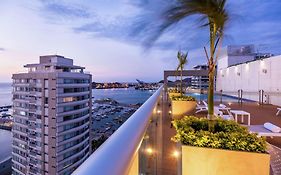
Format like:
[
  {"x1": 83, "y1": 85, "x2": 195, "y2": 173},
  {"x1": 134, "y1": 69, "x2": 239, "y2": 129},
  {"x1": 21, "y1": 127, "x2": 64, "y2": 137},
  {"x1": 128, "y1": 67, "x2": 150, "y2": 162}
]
[
  {"x1": 58, "y1": 91, "x2": 90, "y2": 98},
  {"x1": 57, "y1": 83, "x2": 90, "y2": 88}
]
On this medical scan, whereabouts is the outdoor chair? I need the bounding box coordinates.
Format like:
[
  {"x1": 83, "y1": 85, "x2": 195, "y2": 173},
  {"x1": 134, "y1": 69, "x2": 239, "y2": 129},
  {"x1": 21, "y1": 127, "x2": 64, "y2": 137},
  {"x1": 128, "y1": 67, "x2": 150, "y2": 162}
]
[
  {"x1": 195, "y1": 100, "x2": 208, "y2": 113},
  {"x1": 214, "y1": 107, "x2": 234, "y2": 120},
  {"x1": 276, "y1": 107, "x2": 281, "y2": 116}
]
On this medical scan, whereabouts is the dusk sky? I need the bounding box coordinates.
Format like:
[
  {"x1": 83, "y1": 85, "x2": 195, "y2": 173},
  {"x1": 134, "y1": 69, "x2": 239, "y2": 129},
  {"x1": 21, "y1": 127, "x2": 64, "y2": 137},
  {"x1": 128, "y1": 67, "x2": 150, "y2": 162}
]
[{"x1": 0, "y1": 0, "x2": 280, "y2": 82}]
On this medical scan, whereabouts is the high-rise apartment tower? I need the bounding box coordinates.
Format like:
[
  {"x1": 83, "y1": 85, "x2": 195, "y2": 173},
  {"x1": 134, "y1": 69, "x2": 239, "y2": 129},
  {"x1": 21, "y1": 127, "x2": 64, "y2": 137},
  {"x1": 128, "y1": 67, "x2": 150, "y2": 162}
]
[{"x1": 12, "y1": 55, "x2": 92, "y2": 175}]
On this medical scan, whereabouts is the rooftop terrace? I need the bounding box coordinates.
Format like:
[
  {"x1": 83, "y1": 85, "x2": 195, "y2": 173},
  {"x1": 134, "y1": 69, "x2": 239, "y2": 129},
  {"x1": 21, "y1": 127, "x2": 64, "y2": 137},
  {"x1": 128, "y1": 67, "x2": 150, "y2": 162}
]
[{"x1": 73, "y1": 85, "x2": 281, "y2": 175}]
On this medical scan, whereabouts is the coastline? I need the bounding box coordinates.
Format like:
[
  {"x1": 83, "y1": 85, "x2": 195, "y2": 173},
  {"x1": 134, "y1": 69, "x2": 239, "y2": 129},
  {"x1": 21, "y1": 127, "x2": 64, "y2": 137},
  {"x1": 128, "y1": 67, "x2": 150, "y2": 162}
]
[{"x1": 0, "y1": 125, "x2": 11, "y2": 131}]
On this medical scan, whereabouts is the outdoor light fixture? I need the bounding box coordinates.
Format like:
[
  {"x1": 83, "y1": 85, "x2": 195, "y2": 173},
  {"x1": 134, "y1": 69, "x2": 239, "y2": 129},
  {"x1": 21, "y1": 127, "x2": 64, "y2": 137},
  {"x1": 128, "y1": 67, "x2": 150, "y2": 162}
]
[
  {"x1": 144, "y1": 135, "x2": 149, "y2": 140},
  {"x1": 169, "y1": 110, "x2": 172, "y2": 114},
  {"x1": 173, "y1": 150, "x2": 180, "y2": 158},
  {"x1": 260, "y1": 59, "x2": 265, "y2": 67},
  {"x1": 245, "y1": 63, "x2": 249, "y2": 71},
  {"x1": 146, "y1": 147, "x2": 153, "y2": 155},
  {"x1": 157, "y1": 110, "x2": 161, "y2": 114}
]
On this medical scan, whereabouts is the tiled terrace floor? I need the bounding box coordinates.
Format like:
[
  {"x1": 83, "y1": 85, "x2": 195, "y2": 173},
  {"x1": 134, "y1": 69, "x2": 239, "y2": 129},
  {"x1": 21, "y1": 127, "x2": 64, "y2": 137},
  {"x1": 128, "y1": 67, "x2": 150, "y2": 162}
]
[
  {"x1": 214, "y1": 102, "x2": 281, "y2": 148},
  {"x1": 159, "y1": 97, "x2": 281, "y2": 175}
]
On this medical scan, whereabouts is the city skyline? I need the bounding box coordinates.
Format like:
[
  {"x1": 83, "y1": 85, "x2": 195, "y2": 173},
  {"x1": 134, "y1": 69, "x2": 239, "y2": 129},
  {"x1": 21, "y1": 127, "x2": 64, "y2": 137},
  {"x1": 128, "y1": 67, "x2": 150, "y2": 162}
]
[{"x1": 0, "y1": 0, "x2": 281, "y2": 82}]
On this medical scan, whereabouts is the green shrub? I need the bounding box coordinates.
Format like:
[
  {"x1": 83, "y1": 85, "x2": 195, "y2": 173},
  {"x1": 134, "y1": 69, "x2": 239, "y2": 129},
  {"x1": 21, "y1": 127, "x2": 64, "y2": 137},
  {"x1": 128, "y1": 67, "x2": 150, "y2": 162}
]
[
  {"x1": 171, "y1": 95, "x2": 196, "y2": 101},
  {"x1": 172, "y1": 116, "x2": 267, "y2": 153},
  {"x1": 168, "y1": 88, "x2": 180, "y2": 93}
]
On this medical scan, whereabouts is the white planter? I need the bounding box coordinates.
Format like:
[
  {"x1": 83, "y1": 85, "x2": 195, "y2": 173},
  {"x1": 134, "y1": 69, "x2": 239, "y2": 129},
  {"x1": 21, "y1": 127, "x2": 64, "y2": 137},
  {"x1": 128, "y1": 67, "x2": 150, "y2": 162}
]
[
  {"x1": 171, "y1": 101, "x2": 196, "y2": 119},
  {"x1": 180, "y1": 145, "x2": 270, "y2": 175}
]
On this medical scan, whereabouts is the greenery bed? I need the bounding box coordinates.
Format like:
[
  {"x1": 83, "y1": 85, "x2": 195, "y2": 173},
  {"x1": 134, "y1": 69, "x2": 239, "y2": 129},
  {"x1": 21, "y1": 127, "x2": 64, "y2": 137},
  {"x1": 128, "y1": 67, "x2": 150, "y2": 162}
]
[
  {"x1": 170, "y1": 95, "x2": 196, "y2": 101},
  {"x1": 168, "y1": 88, "x2": 181, "y2": 93},
  {"x1": 172, "y1": 116, "x2": 267, "y2": 153}
]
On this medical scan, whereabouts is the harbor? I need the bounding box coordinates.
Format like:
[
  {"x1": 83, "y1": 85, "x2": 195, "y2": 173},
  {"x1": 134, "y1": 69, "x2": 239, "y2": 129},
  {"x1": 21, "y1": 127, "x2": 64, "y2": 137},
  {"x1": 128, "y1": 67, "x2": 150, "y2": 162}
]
[{"x1": 92, "y1": 98, "x2": 138, "y2": 141}]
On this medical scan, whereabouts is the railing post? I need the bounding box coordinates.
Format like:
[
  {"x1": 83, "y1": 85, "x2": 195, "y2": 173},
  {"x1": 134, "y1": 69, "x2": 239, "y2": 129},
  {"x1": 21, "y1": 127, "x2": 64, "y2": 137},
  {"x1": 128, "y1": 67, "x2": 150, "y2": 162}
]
[
  {"x1": 259, "y1": 89, "x2": 264, "y2": 105},
  {"x1": 237, "y1": 89, "x2": 240, "y2": 104},
  {"x1": 240, "y1": 89, "x2": 243, "y2": 104},
  {"x1": 220, "y1": 89, "x2": 223, "y2": 104}
]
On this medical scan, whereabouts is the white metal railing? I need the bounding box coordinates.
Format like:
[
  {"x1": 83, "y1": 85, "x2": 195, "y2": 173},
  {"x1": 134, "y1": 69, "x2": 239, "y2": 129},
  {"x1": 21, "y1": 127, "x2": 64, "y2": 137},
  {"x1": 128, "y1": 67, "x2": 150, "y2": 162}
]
[{"x1": 72, "y1": 85, "x2": 163, "y2": 175}]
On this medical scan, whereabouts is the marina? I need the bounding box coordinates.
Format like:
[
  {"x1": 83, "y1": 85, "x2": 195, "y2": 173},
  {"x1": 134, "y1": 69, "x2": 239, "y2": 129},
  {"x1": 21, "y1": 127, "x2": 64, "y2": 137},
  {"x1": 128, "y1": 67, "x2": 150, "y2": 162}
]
[{"x1": 91, "y1": 98, "x2": 138, "y2": 141}]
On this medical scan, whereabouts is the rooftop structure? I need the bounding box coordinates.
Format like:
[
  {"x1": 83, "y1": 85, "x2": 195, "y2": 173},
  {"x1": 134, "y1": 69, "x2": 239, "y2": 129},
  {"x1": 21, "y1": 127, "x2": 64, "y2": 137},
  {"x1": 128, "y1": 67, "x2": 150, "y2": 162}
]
[
  {"x1": 191, "y1": 65, "x2": 209, "y2": 90},
  {"x1": 217, "y1": 45, "x2": 274, "y2": 70},
  {"x1": 12, "y1": 55, "x2": 92, "y2": 175}
]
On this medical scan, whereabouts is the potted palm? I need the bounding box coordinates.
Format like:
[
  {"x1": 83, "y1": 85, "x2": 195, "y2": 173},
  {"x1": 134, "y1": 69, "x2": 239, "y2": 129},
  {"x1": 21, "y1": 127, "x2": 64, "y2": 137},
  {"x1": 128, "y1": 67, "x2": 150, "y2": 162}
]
[
  {"x1": 168, "y1": 51, "x2": 186, "y2": 98},
  {"x1": 172, "y1": 116, "x2": 270, "y2": 175},
  {"x1": 170, "y1": 51, "x2": 196, "y2": 118}
]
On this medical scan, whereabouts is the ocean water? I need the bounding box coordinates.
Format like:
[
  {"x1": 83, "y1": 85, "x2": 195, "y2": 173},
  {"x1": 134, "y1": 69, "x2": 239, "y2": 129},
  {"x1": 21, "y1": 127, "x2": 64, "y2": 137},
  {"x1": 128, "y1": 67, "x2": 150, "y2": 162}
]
[
  {"x1": 0, "y1": 129, "x2": 12, "y2": 162},
  {"x1": 92, "y1": 88, "x2": 154, "y2": 104},
  {"x1": 0, "y1": 82, "x2": 240, "y2": 106},
  {"x1": 0, "y1": 83, "x2": 12, "y2": 106},
  {"x1": 0, "y1": 83, "x2": 153, "y2": 106}
]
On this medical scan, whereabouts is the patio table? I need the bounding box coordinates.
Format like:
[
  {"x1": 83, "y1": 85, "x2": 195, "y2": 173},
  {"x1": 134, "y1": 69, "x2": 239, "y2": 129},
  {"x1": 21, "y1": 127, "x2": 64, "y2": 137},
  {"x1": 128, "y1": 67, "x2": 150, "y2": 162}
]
[{"x1": 230, "y1": 110, "x2": 251, "y2": 125}]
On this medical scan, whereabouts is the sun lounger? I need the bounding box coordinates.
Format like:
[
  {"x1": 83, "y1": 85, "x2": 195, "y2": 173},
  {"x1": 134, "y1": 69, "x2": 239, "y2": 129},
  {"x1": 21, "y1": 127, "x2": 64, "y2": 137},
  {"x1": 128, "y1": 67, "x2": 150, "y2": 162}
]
[
  {"x1": 196, "y1": 102, "x2": 232, "y2": 117},
  {"x1": 195, "y1": 101, "x2": 208, "y2": 113},
  {"x1": 214, "y1": 107, "x2": 234, "y2": 120},
  {"x1": 276, "y1": 108, "x2": 281, "y2": 116},
  {"x1": 248, "y1": 123, "x2": 281, "y2": 137}
]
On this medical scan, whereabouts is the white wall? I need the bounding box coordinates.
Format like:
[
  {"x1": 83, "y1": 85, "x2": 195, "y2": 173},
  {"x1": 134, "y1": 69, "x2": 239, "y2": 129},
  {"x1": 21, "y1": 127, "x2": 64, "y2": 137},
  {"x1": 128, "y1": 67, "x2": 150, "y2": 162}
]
[
  {"x1": 216, "y1": 55, "x2": 281, "y2": 106},
  {"x1": 217, "y1": 56, "x2": 228, "y2": 70}
]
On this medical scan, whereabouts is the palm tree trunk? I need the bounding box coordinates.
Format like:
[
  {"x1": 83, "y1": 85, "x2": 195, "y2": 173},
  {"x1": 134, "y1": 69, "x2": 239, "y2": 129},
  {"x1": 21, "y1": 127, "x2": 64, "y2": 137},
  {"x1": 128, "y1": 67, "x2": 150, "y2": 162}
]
[
  {"x1": 208, "y1": 23, "x2": 216, "y2": 119},
  {"x1": 180, "y1": 68, "x2": 183, "y2": 96},
  {"x1": 208, "y1": 68, "x2": 214, "y2": 119}
]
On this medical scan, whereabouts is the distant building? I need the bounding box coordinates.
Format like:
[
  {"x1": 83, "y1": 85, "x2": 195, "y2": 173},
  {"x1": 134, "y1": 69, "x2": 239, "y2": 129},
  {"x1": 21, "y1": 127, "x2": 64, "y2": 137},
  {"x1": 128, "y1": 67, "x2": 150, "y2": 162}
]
[
  {"x1": 217, "y1": 44, "x2": 274, "y2": 70},
  {"x1": 191, "y1": 65, "x2": 209, "y2": 90},
  {"x1": 12, "y1": 55, "x2": 92, "y2": 175}
]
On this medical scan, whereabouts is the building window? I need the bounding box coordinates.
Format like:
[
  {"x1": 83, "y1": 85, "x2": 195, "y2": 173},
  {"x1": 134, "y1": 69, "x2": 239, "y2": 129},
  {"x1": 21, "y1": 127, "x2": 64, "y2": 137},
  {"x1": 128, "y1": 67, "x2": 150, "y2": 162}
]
[{"x1": 45, "y1": 97, "x2": 48, "y2": 104}]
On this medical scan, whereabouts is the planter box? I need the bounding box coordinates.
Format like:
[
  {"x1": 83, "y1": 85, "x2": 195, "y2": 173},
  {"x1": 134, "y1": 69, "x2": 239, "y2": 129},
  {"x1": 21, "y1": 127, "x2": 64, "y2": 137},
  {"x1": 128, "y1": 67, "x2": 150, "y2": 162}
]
[
  {"x1": 171, "y1": 101, "x2": 196, "y2": 119},
  {"x1": 181, "y1": 145, "x2": 270, "y2": 175}
]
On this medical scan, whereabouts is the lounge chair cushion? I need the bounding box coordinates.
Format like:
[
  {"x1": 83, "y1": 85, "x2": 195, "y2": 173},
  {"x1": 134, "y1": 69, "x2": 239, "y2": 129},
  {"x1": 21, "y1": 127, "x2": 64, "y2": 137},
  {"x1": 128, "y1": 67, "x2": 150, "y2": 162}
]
[{"x1": 264, "y1": 122, "x2": 281, "y2": 133}]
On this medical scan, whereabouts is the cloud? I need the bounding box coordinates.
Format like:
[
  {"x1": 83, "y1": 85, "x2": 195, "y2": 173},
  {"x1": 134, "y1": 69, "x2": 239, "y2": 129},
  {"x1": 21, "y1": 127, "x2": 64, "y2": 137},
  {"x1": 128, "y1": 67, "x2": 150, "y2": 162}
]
[
  {"x1": 40, "y1": 1, "x2": 91, "y2": 19},
  {"x1": 36, "y1": 0, "x2": 281, "y2": 53},
  {"x1": 73, "y1": 16, "x2": 132, "y2": 40},
  {"x1": 0, "y1": 48, "x2": 5, "y2": 52}
]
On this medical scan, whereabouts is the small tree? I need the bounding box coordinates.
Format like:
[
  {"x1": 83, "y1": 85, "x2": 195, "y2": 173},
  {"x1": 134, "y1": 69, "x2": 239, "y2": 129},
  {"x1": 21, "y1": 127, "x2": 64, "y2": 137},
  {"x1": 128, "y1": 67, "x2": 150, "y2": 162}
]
[{"x1": 176, "y1": 51, "x2": 188, "y2": 96}]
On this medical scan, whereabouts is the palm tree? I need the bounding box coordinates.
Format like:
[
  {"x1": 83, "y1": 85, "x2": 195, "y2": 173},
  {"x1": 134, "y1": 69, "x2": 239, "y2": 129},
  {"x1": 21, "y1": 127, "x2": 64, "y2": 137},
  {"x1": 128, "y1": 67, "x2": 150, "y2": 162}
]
[
  {"x1": 176, "y1": 51, "x2": 188, "y2": 96},
  {"x1": 148, "y1": 0, "x2": 229, "y2": 119}
]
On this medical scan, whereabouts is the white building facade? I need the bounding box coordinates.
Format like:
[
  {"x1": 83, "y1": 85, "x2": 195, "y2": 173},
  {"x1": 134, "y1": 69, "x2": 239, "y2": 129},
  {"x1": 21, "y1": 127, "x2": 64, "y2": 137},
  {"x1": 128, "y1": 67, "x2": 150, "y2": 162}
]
[{"x1": 216, "y1": 51, "x2": 281, "y2": 106}]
